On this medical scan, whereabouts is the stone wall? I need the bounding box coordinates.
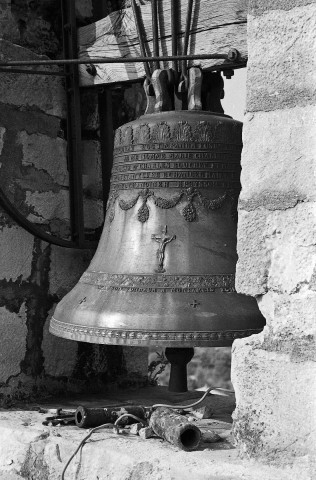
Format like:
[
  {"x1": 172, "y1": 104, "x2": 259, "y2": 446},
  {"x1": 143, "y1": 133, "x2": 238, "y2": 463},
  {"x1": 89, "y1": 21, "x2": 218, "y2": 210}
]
[
  {"x1": 0, "y1": 0, "x2": 148, "y2": 405},
  {"x1": 232, "y1": 1, "x2": 316, "y2": 477}
]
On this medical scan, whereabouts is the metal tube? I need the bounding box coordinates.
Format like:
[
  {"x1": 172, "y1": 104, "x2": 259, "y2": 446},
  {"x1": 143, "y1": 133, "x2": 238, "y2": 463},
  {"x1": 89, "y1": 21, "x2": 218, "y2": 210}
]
[
  {"x1": 152, "y1": 0, "x2": 160, "y2": 70},
  {"x1": 75, "y1": 405, "x2": 147, "y2": 428},
  {"x1": 149, "y1": 407, "x2": 201, "y2": 451},
  {"x1": 62, "y1": 0, "x2": 85, "y2": 248},
  {"x1": 0, "y1": 53, "x2": 230, "y2": 68},
  {"x1": 182, "y1": 0, "x2": 194, "y2": 77},
  {"x1": 171, "y1": 0, "x2": 178, "y2": 73}
]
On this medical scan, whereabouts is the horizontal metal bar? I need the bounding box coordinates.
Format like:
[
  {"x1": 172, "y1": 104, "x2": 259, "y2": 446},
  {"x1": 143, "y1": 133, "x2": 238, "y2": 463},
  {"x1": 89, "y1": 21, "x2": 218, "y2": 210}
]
[
  {"x1": 0, "y1": 52, "x2": 234, "y2": 68},
  {"x1": 0, "y1": 67, "x2": 66, "y2": 76}
]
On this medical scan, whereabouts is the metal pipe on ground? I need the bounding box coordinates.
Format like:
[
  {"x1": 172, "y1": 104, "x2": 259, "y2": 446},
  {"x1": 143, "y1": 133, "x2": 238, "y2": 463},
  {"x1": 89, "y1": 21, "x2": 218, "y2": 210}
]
[{"x1": 149, "y1": 407, "x2": 201, "y2": 451}]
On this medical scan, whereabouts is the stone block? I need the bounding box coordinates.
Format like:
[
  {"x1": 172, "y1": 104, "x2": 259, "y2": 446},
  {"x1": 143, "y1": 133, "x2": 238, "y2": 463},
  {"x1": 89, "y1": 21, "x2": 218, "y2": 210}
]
[
  {"x1": 0, "y1": 40, "x2": 66, "y2": 118},
  {"x1": 49, "y1": 245, "x2": 93, "y2": 298},
  {"x1": 236, "y1": 203, "x2": 316, "y2": 296},
  {"x1": 0, "y1": 226, "x2": 34, "y2": 281},
  {"x1": 0, "y1": 409, "x2": 308, "y2": 480},
  {"x1": 232, "y1": 333, "x2": 316, "y2": 477},
  {"x1": 25, "y1": 190, "x2": 70, "y2": 223},
  {"x1": 42, "y1": 308, "x2": 78, "y2": 377},
  {"x1": 239, "y1": 107, "x2": 316, "y2": 206},
  {"x1": 258, "y1": 291, "x2": 316, "y2": 338},
  {"x1": 246, "y1": 4, "x2": 316, "y2": 112},
  {"x1": 19, "y1": 132, "x2": 68, "y2": 187},
  {"x1": 0, "y1": 305, "x2": 27, "y2": 382}
]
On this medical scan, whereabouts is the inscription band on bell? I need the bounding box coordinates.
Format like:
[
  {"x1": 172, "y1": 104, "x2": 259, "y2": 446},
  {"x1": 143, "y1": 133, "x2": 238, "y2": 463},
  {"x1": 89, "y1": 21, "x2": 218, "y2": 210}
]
[{"x1": 80, "y1": 272, "x2": 236, "y2": 293}]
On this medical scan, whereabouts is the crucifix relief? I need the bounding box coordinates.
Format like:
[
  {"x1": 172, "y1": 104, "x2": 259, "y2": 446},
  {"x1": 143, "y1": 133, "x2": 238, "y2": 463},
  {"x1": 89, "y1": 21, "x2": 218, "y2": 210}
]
[{"x1": 151, "y1": 225, "x2": 176, "y2": 273}]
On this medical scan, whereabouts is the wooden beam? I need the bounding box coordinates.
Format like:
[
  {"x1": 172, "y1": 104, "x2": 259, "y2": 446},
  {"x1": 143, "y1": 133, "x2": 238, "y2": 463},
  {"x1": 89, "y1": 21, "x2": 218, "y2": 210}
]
[{"x1": 78, "y1": 0, "x2": 248, "y2": 87}]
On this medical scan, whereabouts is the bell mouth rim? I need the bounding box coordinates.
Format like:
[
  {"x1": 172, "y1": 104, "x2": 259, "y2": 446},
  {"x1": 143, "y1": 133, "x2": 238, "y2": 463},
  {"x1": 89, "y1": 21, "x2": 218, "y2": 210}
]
[{"x1": 49, "y1": 316, "x2": 263, "y2": 347}]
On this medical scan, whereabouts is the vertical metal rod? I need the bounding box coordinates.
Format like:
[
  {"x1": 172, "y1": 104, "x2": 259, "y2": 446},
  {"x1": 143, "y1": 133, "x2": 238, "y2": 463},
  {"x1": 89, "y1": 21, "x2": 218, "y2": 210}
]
[
  {"x1": 62, "y1": 0, "x2": 85, "y2": 247},
  {"x1": 182, "y1": 0, "x2": 194, "y2": 78},
  {"x1": 171, "y1": 0, "x2": 178, "y2": 73},
  {"x1": 132, "y1": 0, "x2": 152, "y2": 78},
  {"x1": 152, "y1": 0, "x2": 160, "y2": 70},
  {"x1": 98, "y1": 89, "x2": 114, "y2": 215}
]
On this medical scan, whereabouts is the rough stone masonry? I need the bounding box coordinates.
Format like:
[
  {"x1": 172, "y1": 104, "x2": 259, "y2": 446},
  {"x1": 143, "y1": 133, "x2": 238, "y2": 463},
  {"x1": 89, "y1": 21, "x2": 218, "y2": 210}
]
[
  {"x1": 232, "y1": 1, "x2": 316, "y2": 478},
  {"x1": 0, "y1": 0, "x2": 148, "y2": 405}
]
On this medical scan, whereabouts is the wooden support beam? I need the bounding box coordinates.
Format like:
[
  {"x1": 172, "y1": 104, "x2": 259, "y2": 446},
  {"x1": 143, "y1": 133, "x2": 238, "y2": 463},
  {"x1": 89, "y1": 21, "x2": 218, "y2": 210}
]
[{"x1": 78, "y1": 0, "x2": 248, "y2": 87}]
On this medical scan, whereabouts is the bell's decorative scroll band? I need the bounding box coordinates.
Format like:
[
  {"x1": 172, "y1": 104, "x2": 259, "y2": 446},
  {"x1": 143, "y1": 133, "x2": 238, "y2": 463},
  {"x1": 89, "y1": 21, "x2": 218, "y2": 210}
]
[
  {"x1": 107, "y1": 187, "x2": 232, "y2": 224},
  {"x1": 79, "y1": 272, "x2": 236, "y2": 293},
  {"x1": 113, "y1": 120, "x2": 242, "y2": 149}
]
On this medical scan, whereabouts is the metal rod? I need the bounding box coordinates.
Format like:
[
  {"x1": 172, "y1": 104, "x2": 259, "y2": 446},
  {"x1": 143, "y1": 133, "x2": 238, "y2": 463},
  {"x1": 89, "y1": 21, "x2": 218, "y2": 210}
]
[
  {"x1": 182, "y1": 0, "x2": 194, "y2": 77},
  {"x1": 152, "y1": 0, "x2": 160, "y2": 70},
  {"x1": 0, "y1": 67, "x2": 65, "y2": 76},
  {"x1": 62, "y1": 0, "x2": 86, "y2": 248},
  {"x1": 171, "y1": 0, "x2": 178, "y2": 72},
  {"x1": 131, "y1": 0, "x2": 152, "y2": 78},
  {"x1": 0, "y1": 53, "x2": 232, "y2": 68}
]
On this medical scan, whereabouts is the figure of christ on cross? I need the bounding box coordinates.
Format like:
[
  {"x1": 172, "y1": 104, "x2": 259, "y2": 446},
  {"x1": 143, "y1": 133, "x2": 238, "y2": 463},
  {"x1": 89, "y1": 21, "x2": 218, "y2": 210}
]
[{"x1": 151, "y1": 225, "x2": 176, "y2": 273}]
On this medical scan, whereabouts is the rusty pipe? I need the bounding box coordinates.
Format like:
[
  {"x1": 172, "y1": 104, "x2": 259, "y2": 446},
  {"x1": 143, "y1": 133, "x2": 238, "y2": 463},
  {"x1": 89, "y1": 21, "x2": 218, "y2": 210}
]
[
  {"x1": 75, "y1": 405, "x2": 147, "y2": 428},
  {"x1": 149, "y1": 407, "x2": 201, "y2": 451}
]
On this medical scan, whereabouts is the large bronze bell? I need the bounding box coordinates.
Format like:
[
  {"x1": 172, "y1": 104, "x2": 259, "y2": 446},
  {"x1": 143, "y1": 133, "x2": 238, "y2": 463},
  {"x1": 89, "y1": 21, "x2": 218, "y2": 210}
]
[
  {"x1": 50, "y1": 115, "x2": 264, "y2": 342},
  {"x1": 50, "y1": 69, "x2": 265, "y2": 391}
]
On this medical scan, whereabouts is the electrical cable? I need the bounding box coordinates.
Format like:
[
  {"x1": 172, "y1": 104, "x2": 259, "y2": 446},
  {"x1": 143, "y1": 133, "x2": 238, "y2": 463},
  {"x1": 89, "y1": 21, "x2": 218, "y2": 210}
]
[
  {"x1": 152, "y1": 385, "x2": 234, "y2": 410},
  {"x1": 61, "y1": 413, "x2": 146, "y2": 480}
]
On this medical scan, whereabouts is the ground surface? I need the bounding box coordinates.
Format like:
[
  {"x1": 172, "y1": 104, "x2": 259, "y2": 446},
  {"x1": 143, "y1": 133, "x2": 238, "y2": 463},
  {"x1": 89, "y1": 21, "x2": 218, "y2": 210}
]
[{"x1": 0, "y1": 386, "x2": 304, "y2": 479}]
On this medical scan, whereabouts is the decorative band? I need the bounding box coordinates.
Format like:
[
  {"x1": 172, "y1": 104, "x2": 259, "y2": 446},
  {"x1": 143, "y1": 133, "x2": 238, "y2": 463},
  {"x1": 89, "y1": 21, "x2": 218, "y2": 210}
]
[
  {"x1": 110, "y1": 170, "x2": 239, "y2": 184},
  {"x1": 50, "y1": 318, "x2": 261, "y2": 344},
  {"x1": 107, "y1": 187, "x2": 236, "y2": 224},
  {"x1": 80, "y1": 272, "x2": 236, "y2": 293},
  {"x1": 110, "y1": 180, "x2": 241, "y2": 191},
  {"x1": 114, "y1": 142, "x2": 242, "y2": 155},
  {"x1": 113, "y1": 120, "x2": 242, "y2": 150}
]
